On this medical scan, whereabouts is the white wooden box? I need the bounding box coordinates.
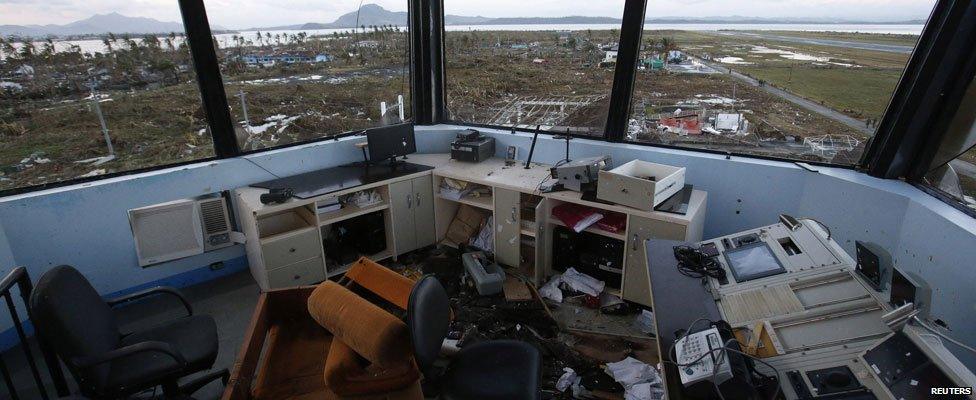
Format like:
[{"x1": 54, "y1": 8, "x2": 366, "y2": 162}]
[{"x1": 597, "y1": 160, "x2": 685, "y2": 211}]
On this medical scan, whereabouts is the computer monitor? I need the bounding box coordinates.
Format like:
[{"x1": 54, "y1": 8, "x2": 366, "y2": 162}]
[
  {"x1": 724, "y1": 242, "x2": 786, "y2": 283},
  {"x1": 367, "y1": 124, "x2": 416, "y2": 164}
]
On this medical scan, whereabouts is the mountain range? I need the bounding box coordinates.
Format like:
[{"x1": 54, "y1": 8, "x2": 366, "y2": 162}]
[
  {"x1": 0, "y1": 13, "x2": 186, "y2": 38},
  {"x1": 0, "y1": 5, "x2": 925, "y2": 39}
]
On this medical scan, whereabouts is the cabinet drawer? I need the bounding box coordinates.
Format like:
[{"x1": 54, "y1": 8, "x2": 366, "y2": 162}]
[
  {"x1": 261, "y1": 228, "x2": 320, "y2": 269},
  {"x1": 267, "y1": 257, "x2": 326, "y2": 288}
]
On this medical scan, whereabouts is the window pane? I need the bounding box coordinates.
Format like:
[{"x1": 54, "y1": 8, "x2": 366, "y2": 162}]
[
  {"x1": 0, "y1": 4, "x2": 214, "y2": 191},
  {"x1": 628, "y1": 1, "x2": 936, "y2": 165},
  {"x1": 204, "y1": 1, "x2": 412, "y2": 151},
  {"x1": 924, "y1": 76, "x2": 976, "y2": 212},
  {"x1": 443, "y1": 1, "x2": 625, "y2": 137}
]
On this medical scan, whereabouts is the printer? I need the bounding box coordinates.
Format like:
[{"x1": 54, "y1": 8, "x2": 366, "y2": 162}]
[{"x1": 451, "y1": 129, "x2": 495, "y2": 162}]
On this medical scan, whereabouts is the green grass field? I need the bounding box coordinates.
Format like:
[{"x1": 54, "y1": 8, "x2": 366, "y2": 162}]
[{"x1": 738, "y1": 66, "x2": 903, "y2": 118}]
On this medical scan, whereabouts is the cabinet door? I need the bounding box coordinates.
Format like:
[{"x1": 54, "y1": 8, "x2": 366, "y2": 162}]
[
  {"x1": 390, "y1": 179, "x2": 417, "y2": 255},
  {"x1": 412, "y1": 175, "x2": 436, "y2": 249},
  {"x1": 622, "y1": 216, "x2": 655, "y2": 307},
  {"x1": 493, "y1": 188, "x2": 521, "y2": 268},
  {"x1": 533, "y1": 198, "x2": 552, "y2": 286}
]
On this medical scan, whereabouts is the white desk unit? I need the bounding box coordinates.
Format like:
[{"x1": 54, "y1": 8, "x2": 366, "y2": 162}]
[{"x1": 235, "y1": 154, "x2": 707, "y2": 306}]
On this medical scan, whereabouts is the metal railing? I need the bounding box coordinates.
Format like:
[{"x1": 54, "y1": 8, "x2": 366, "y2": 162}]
[{"x1": 0, "y1": 267, "x2": 69, "y2": 399}]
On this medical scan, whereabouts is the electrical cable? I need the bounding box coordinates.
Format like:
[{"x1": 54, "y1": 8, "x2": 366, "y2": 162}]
[
  {"x1": 243, "y1": 156, "x2": 281, "y2": 179},
  {"x1": 664, "y1": 318, "x2": 781, "y2": 400},
  {"x1": 797, "y1": 217, "x2": 831, "y2": 240},
  {"x1": 912, "y1": 315, "x2": 976, "y2": 355},
  {"x1": 673, "y1": 245, "x2": 726, "y2": 281}
]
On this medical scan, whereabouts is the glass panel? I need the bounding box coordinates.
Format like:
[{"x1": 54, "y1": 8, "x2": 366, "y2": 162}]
[
  {"x1": 443, "y1": 1, "x2": 626, "y2": 137},
  {"x1": 0, "y1": 4, "x2": 214, "y2": 191},
  {"x1": 924, "y1": 77, "x2": 976, "y2": 212},
  {"x1": 628, "y1": 1, "x2": 937, "y2": 165},
  {"x1": 204, "y1": 1, "x2": 412, "y2": 151}
]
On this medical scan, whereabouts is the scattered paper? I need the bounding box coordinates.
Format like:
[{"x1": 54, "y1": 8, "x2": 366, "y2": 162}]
[
  {"x1": 539, "y1": 274, "x2": 564, "y2": 303},
  {"x1": 635, "y1": 310, "x2": 656, "y2": 335},
  {"x1": 556, "y1": 368, "x2": 579, "y2": 392},
  {"x1": 562, "y1": 267, "x2": 605, "y2": 297},
  {"x1": 605, "y1": 357, "x2": 665, "y2": 400}
]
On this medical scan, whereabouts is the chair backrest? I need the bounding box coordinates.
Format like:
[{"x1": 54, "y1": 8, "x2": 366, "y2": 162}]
[
  {"x1": 406, "y1": 275, "x2": 450, "y2": 371},
  {"x1": 29, "y1": 265, "x2": 121, "y2": 389}
]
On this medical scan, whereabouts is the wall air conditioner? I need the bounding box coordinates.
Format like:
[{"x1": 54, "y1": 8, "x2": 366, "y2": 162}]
[{"x1": 128, "y1": 197, "x2": 234, "y2": 267}]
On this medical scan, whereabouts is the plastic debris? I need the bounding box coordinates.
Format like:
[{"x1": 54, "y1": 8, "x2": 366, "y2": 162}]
[
  {"x1": 556, "y1": 367, "x2": 579, "y2": 392},
  {"x1": 539, "y1": 274, "x2": 564, "y2": 302},
  {"x1": 634, "y1": 310, "x2": 656, "y2": 335},
  {"x1": 561, "y1": 267, "x2": 605, "y2": 297},
  {"x1": 605, "y1": 357, "x2": 665, "y2": 400}
]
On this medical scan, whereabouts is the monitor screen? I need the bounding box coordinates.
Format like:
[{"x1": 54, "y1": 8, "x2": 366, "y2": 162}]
[
  {"x1": 889, "y1": 268, "x2": 917, "y2": 308},
  {"x1": 724, "y1": 242, "x2": 785, "y2": 282},
  {"x1": 367, "y1": 124, "x2": 416, "y2": 162}
]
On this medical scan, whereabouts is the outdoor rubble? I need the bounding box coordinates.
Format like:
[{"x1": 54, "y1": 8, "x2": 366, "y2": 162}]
[{"x1": 389, "y1": 249, "x2": 664, "y2": 399}]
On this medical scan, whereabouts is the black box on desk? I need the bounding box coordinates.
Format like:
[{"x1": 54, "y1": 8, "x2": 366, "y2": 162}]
[{"x1": 451, "y1": 130, "x2": 495, "y2": 162}]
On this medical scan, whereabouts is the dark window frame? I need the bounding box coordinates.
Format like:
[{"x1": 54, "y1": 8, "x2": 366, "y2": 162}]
[
  {"x1": 0, "y1": 0, "x2": 421, "y2": 197},
  {"x1": 435, "y1": 0, "x2": 634, "y2": 140}
]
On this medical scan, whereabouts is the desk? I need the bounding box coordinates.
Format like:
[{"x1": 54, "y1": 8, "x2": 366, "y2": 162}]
[
  {"x1": 646, "y1": 239, "x2": 723, "y2": 399},
  {"x1": 236, "y1": 154, "x2": 708, "y2": 297}
]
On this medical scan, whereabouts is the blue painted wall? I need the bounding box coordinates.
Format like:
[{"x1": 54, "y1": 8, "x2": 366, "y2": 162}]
[{"x1": 0, "y1": 125, "x2": 973, "y2": 369}]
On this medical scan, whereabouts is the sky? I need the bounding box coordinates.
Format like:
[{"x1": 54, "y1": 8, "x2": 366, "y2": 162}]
[{"x1": 0, "y1": 0, "x2": 936, "y2": 29}]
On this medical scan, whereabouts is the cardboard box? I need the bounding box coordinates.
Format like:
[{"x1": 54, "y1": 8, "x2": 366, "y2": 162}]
[
  {"x1": 445, "y1": 205, "x2": 488, "y2": 246},
  {"x1": 597, "y1": 160, "x2": 685, "y2": 211}
]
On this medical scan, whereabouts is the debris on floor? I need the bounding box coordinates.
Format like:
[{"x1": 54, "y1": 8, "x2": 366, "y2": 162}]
[
  {"x1": 605, "y1": 357, "x2": 665, "y2": 400},
  {"x1": 385, "y1": 248, "x2": 663, "y2": 399}
]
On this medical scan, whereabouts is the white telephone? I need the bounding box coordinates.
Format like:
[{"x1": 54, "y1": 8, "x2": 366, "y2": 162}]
[{"x1": 675, "y1": 326, "x2": 734, "y2": 386}]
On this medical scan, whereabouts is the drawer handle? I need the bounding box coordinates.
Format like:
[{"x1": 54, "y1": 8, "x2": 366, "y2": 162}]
[
  {"x1": 631, "y1": 234, "x2": 639, "y2": 251},
  {"x1": 407, "y1": 194, "x2": 412, "y2": 209},
  {"x1": 416, "y1": 193, "x2": 421, "y2": 207},
  {"x1": 293, "y1": 275, "x2": 300, "y2": 280},
  {"x1": 289, "y1": 248, "x2": 296, "y2": 253}
]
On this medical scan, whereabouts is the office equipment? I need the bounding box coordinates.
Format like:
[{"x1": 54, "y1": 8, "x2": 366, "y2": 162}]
[
  {"x1": 367, "y1": 123, "x2": 416, "y2": 165},
  {"x1": 889, "y1": 266, "x2": 931, "y2": 314},
  {"x1": 861, "y1": 328, "x2": 976, "y2": 400},
  {"x1": 552, "y1": 226, "x2": 624, "y2": 288},
  {"x1": 461, "y1": 251, "x2": 506, "y2": 295},
  {"x1": 855, "y1": 241, "x2": 889, "y2": 291},
  {"x1": 550, "y1": 155, "x2": 611, "y2": 192},
  {"x1": 675, "y1": 325, "x2": 734, "y2": 386},
  {"x1": 31, "y1": 266, "x2": 228, "y2": 399},
  {"x1": 260, "y1": 187, "x2": 293, "y2": 204},
  {"x1": 237, "y1": 155, "x2": 707, "y2": 294},
  {"x1": 598, "y1": 159, "x2": 685, "y2": 211},
  {"x1": 252, "y1": 162, "x2": 433, "y2": 199},
  {"x1": 724, "y1": 242, "x2": 786, "y2": 282},
  {"x1": 128, "y1": 196, "x2": 234, "y2": 267},
  {"x1": 407, "y1": 276, "x2": 542, "y2": 400},
  {"x1": 450, "y1": 129, "x2": 495, "y2": 162}
]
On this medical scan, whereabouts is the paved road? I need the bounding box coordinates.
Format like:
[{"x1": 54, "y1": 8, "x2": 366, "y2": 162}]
[
  {"x1": 693, "y1": 56, "x2": 873, "y2": 135},
  {"x1": 715, "y1": 31, "x2": 915, "y2": 54}
]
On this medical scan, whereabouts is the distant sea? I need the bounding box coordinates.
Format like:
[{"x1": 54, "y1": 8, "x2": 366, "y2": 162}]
[{"x1": 2, "y1": 23, "x2": 924, "y2": 58}]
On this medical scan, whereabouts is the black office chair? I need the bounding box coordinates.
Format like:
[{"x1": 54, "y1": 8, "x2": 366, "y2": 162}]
[
  {"x1": 29, "y1": 265, "x2": 228, "y2": 399},
  {"x1": 407, "y1": 275, "x2": 542, "y2": 400}
]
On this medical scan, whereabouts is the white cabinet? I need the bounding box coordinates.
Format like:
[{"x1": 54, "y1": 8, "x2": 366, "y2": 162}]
[
  {"x1": 533, "y1": 198, "x2": 552, "y2": 285},
  {"x1": 391, "y1": 175, "x2": 435, "y2": 255},
  {"x1": 493, "y1": 187, "x2": 521, "y2": 268},
  {"x1": 622, "y1": 215, "x2": 690, "y2": 307}
]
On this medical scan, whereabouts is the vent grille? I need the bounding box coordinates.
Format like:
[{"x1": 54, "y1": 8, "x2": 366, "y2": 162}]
[{"x1": 200, "y1": 198, "x2": 229, "y2": 235}]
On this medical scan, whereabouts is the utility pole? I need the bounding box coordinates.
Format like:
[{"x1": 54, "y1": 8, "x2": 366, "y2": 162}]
[
  {"x1": 237, "y1": 89, "x2": 251, "y2": 133},
  {"x1": 90, "y1": 82, "x2": 115, "y2": 158}
]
